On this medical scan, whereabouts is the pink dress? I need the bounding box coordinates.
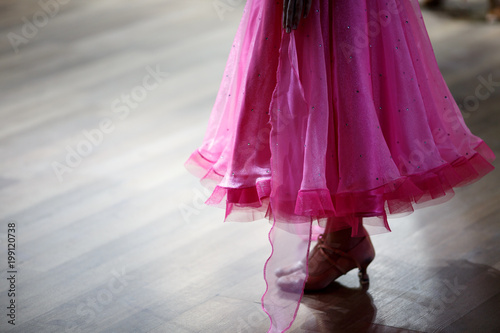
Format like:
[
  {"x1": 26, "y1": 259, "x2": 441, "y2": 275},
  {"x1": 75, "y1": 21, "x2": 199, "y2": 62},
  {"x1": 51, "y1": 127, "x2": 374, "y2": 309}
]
[{"x1": 184, "y1": 1, "x2": 496, "y2": 332}]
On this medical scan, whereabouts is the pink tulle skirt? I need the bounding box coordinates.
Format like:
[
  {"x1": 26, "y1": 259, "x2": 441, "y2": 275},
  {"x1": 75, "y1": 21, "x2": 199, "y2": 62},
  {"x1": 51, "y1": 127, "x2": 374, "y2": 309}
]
[{"x1": 184, "y1": 0, "x2": 496, "y2": 332}]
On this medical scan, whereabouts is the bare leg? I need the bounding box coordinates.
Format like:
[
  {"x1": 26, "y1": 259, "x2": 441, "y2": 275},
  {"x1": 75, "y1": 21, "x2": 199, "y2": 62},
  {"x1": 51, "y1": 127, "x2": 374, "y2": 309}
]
[{"x1": 322, "y1": 216, "x2": 366, "y2": 251}]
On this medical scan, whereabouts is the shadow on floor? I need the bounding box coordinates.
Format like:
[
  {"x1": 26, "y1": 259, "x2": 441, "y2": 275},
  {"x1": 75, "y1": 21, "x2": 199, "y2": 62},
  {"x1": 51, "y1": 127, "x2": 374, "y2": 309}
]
[{"x1": 296, "y1": 259, "x2": 500, "y2": 332}]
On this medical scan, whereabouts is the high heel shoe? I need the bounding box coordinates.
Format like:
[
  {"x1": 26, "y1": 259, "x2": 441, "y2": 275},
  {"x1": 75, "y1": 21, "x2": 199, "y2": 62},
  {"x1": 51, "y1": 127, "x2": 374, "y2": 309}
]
[{"x1": 304, "y1": 233, "x2": 375, "y2": 291}]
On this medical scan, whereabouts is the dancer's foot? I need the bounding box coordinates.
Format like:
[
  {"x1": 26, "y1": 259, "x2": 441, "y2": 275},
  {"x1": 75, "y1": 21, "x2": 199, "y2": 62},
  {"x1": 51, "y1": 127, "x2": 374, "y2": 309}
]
[
  {"x1": 276, "y1": 227, "x2": 375, "y2": 292},
  {"x1": 304, "y1": 231, "x2": 375, "y2": 291},
  {"x1": 275, "y1": 260, "x2": 305, "y2": 278},
  {"x1": 275, "y1": 270, "x2": 307, "y2": 293}
]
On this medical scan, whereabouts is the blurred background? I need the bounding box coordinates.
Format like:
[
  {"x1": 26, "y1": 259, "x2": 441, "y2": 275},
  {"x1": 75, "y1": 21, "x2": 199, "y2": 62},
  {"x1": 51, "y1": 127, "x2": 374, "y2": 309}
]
[{"x1": 0, "y1": 0, "x2": 499, "y2": 332}]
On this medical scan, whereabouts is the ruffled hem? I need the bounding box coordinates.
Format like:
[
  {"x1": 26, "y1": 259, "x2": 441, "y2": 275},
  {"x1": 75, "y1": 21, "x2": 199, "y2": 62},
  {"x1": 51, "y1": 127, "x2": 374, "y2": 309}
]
[{"x1": 185, "y1": 141, "x2": 495, "y2": 235}]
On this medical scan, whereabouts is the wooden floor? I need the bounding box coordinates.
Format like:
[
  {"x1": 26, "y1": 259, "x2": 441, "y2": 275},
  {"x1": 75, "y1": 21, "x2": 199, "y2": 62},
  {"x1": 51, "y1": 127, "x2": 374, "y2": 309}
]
[{"x1": 0, "y1": 1, "x2": 499, "y2": 332}]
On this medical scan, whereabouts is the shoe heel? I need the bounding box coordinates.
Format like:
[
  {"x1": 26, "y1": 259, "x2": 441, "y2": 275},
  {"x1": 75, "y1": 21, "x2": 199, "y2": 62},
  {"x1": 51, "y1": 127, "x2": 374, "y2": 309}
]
[
  {"x1": 358, "y1": 267, "x2": 369, "y2": 285},
  {"x1": 351, "y1": 235, "x2": 375, "y2": 286}
]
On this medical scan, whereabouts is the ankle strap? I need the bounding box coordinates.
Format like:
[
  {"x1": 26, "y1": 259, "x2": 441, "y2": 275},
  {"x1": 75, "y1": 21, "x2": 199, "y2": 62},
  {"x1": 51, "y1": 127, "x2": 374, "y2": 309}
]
[{"x1": 316, "y1": 235, "x2": 362, "y2": 273}]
